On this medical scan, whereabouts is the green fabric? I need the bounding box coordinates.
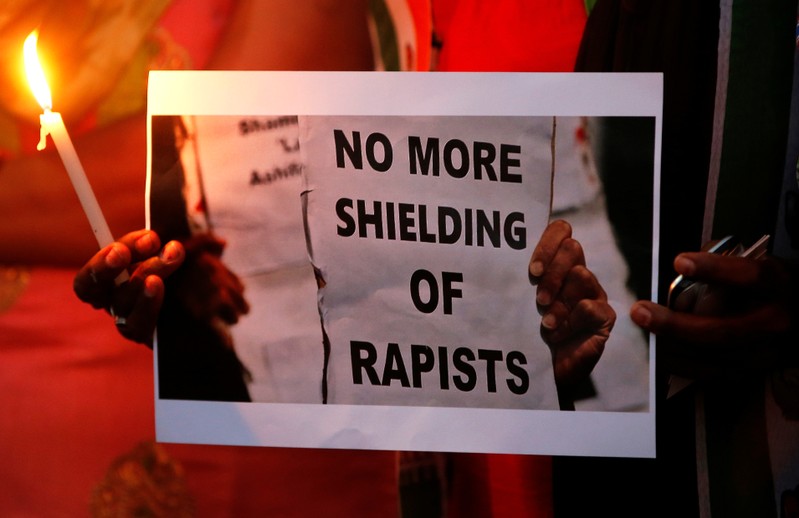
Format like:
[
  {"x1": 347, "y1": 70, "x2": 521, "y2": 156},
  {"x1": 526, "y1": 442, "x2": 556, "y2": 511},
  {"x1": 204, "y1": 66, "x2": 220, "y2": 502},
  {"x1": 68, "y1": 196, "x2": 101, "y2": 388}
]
[
  {"x1": 369, "y1": 0, "x2": 401, "y2": 71},
  {"x1": 706, "y1": 5, "x2": 796, "y2": 518},
  {"x1": 713, "y1": 0, "x2": 795, "y2": 245}
]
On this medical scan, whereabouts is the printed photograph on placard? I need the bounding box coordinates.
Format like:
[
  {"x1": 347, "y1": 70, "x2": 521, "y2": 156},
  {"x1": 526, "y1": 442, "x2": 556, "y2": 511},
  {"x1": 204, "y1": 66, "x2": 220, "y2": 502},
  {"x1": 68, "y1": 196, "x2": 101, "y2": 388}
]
[{"x1": 149, "y1": 113, "x2": 652, "y2": 413}]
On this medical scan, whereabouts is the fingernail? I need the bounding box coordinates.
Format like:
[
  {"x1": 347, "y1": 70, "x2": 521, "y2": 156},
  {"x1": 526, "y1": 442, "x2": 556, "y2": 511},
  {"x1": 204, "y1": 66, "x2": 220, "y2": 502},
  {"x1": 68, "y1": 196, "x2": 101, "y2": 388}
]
[
  {"x1": 160, "y1": 241, "x2": 183, "y2": 264},
  {"x1": 530, "y1": 261, "x2": 544, "y2": 277},
  {"x1": 674, "y1": 256, "x2": 696, "y2": 276},
  {"x1": 537, "y1": 290, "x2": 551, "y2": 306},
  {"x1": 144, "y1": 276, "x2": 158, "y2": 298},
  {"x1": 105, "y1": 246, "x2": 126, "y2": 268},
  {"x1": 135, "y1": 232, "x2": 158, "y2": 254},
  {"x1": 631, "y1": 303, "x2": 652, "y2": 328},
  {"x1": 542, "y1": 313, "x2": 557, "y2": 330}
]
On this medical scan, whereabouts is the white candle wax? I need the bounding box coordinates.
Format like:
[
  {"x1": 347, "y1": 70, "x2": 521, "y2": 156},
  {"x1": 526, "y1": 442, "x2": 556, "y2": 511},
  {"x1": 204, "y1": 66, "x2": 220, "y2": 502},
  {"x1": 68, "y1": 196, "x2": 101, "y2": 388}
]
[
  {"x1": 26, "y1": 31, "x2": 128, "y2": 285},
  {"x1": 39, "y1": 109, "x2": 115, "y2": 248}
]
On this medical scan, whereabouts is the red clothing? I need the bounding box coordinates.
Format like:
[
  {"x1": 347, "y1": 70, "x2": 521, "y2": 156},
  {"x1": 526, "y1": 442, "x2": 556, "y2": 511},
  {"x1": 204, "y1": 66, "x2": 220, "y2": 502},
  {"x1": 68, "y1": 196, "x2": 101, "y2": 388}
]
[
  {"x1": 374, "y1": 0, "x2": 586, "y2": 72},
  {"x1": 371, "y1": 1, "x2": 587, "y2": 516},
  {"x1": 0, "y1": 268, "x2": 398, "y2": 517},
  {"x1": 0, "y1": 1, "x2": 398, "y2": 515},
  {"x1": 433, "y1": 0, "x2": 587, "y2": 72}
]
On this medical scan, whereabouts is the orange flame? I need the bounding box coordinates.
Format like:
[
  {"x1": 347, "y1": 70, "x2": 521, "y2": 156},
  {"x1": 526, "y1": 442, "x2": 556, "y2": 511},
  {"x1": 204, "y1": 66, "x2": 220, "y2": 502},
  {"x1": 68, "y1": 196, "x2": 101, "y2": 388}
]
[{"x1": 23, "y1": 30, "x2": 53, "y2": 111}]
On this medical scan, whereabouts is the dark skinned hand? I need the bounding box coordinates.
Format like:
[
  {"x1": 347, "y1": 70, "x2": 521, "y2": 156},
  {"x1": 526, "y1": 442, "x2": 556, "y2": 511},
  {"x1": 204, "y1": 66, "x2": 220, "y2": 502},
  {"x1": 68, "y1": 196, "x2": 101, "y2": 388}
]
[
  {"x1": 631, "y1": 251, "x2": 797, "y2": 380},
  {"x1": 529, "y1": 220, "x2": 616, "y2": 409},
  {"x1": 74, "y1": 229, "x2": 185, "y2": 346}
]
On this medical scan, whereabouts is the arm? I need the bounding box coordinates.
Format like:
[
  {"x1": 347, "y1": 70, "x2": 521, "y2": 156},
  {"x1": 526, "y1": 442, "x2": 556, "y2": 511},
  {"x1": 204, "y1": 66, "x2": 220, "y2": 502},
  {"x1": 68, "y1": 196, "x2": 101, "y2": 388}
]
[{"x1": 207, "y1": 0, "x2": 373, "y2": 71}]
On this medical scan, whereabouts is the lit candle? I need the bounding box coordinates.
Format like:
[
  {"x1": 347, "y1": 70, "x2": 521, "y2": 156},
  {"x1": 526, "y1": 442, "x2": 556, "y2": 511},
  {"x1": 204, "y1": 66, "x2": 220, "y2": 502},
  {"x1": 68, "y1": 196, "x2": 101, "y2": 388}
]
[{"x1": 23, "y1": 30, "x2": 115, "y2": 248}]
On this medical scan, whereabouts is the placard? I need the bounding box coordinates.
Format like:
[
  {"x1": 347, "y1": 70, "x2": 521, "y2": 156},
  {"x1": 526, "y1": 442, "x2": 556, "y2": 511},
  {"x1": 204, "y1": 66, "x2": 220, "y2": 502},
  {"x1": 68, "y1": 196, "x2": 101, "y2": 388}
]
[{"x1": 147, "y1": 71, "x2": 660, "y2": 457}]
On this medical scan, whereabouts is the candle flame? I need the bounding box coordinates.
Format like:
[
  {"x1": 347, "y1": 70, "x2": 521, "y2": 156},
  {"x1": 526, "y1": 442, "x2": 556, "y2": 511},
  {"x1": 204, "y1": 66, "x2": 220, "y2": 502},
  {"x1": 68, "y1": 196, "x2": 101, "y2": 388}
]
[{"x1": 23, "y1": 30, "x2": 53, "y2": 111}]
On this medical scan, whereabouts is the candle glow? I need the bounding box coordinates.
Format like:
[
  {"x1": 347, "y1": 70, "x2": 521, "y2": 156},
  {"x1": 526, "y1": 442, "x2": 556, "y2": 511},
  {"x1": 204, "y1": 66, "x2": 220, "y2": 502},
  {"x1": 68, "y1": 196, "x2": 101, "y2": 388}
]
[
  {"x1": 23, "y1": 30, "x2": 117, "y2": 250},
  {"x1": 23, "y1": 31, "x2": 52, "y2": 113}
]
